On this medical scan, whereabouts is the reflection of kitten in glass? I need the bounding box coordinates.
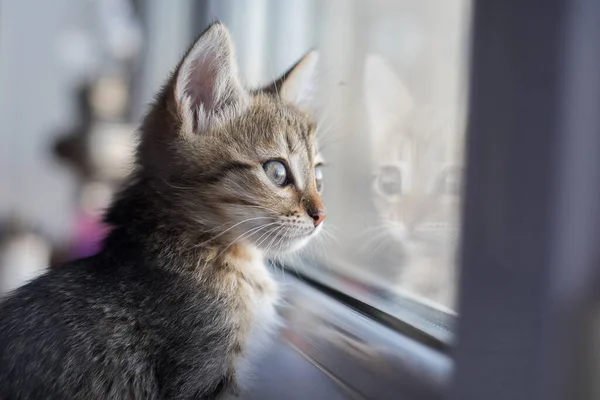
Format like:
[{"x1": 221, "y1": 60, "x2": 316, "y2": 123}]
[{"x1": 363, "y1": 54, "x2": 462, "y2": 309}]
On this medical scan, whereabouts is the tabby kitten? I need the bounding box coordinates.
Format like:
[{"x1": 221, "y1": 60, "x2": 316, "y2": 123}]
[
  {"x1": 0, "y1": 22, "x2": 325, "y2": 399},
  {"x1": 363, "y1": 54, "x2": 462, "y2": 308}
]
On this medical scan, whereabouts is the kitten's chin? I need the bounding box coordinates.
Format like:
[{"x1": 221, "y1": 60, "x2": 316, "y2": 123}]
[{"x1": 262, "y1": 224, "x2": 323, "y2": 256}]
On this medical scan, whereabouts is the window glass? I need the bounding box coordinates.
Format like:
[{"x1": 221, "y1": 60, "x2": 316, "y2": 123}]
[
  {"x1": 284, "y1": 0, "x2": 471, "y2": 321},
  {"x1": 194, "y1": 0, "x2": 470, "y2": 335}
]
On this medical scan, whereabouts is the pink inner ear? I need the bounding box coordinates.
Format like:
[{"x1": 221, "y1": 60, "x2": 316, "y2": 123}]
[
  {"x1": 173, "y1": 23, "x2": 248, "y2": 129},
  {"x1": 184, "y1": 55, "x2": 220, "y2": 111},
  {"x1": 179, "y1": 51, "x2": 243, "y2": 119}
]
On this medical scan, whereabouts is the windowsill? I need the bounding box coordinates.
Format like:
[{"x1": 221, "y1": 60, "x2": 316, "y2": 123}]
[
  {"x1": 263, "y1": 267, "x2": 453, "y2": 399},
  {"x1": 276, "y1": 260, "x2": 457, "y2": 350}
]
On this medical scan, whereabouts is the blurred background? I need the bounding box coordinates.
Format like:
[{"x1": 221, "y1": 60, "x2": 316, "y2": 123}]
[{"x1": 0, "y1": 0, "x2": 470, "y2": 320}]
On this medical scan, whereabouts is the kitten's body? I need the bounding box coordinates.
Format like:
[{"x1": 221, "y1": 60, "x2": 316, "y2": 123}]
[
  {"x1": 0, "y1": 191, "x2": 274, "y2": 399},
  {"x1": 0, "y1": 23, "x2": 323, "y2": 399}
]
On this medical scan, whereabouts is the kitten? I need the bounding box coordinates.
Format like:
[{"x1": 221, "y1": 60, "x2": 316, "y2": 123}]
[
  {"x1": 0, "y1": 22, "x2": 325, "y2": 399},
  {"x1": 362, "y1": 54, "x2": 463, "y2": 309}
]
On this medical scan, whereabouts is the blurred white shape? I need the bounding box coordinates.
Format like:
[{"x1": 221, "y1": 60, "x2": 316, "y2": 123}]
[
  {"x1": 0, "y1": 233, "x2": 50, "y2": 295},
  {"x1": 56, "y1": 28, "x2": 99, "y2": 84},
  {"x1": 87, "y1": 122, "x2": 136, "y2": 181},
  {"x1": 96, "y1": 0, "x2": 143, "y2": 62},
  {"x1": 90, "y1": 75, "x2": 129, "y2": 119},
  {"x1": 80, "y1": 181, "x2": 114, "y2": 215}
]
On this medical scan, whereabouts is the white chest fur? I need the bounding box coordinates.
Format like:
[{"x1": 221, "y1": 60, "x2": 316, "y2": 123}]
[{"x1": 224, "y1": 246, "x2": 280, "y2": 378}]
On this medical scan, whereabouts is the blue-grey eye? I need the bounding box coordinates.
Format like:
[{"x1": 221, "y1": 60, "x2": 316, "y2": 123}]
[
  {"x1": 315, "y1": 165, "x2": 324, "y2": 193},
  {"x1": 263, "y1": 160, "x2": 287, "y2": 186}
]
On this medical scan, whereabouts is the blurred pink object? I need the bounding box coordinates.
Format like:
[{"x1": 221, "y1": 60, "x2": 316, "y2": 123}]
[{"x1": 69, "y1": 211, "x2": 111, "y2": 259}]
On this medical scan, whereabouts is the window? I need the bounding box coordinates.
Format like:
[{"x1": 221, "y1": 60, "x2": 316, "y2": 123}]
[
  {"x1": 275, "y1": 0, "x2": 472, "y2": 334},
  {"x1": 192, "y1": 0, "x2": 471, "y2": 342}
]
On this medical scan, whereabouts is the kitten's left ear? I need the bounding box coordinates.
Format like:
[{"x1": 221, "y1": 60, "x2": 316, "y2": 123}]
[
  {"x1": 174, "y1": 22, "x2": 249, "y2": 132},
  {"x1": 262, "y1": 50, "x2": 319, "y2": 108}
]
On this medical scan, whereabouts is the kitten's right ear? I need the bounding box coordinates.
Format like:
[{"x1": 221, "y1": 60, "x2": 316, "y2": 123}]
[
  {"x1": 261, "y1": 50, "x2": 319, "y2": 109},
  {"x1": 173, "y1": 22, "x2": 249, "y2": 133}
]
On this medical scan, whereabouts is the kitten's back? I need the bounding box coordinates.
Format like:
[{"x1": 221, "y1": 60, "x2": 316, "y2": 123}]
[{"x1": 0, "y1": 253, "x2": 231, "y2": 399}]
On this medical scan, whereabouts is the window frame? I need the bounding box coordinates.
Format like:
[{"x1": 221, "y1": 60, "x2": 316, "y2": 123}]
[{"x1": 451, "y1": 0, "x2": 600, "y2": 399}]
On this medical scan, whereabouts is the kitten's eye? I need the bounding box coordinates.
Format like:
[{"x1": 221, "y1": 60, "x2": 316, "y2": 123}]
[
  {"x1": 315, "y1": 165, "x2": 324, "y2": 193},
  {"x1": 263, "y1": 160, "x2": 288, "y2": 186},
  {"x1": 376, "y1": 165, "x2": 403, "y2": 197}
]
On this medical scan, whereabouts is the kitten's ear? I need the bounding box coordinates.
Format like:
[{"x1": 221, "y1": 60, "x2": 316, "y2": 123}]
[
  {"x1": 262, "y1": 51, "x2": 319, "y2": 108},
  {"x1": 364, "y1": 54, "x2": 413, "y2": 142},
  {"x1": 174, "y1": 22, "x2": 249, "y2": 132}
]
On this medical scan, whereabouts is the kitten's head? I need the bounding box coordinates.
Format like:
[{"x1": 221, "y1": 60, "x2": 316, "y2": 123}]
[
  {"x1": 137, "y1": 23, "x2": 324, "y2": 255},
  {"x1": 364, "y1": 54, "x2": 462, "y2": 257}
]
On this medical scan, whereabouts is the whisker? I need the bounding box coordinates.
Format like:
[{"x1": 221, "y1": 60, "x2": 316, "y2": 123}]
[
  {"x1": 255, "y1": 224, "x2": 281, "y2": 249},
  {"x1": 266, "y1": 47, "x2": 280, "y2": 98},
  {"x1": 216, "y1": 222, "x2": 278, "y2": 260},
  {"x1": 319, "y1": 228, "x2": 339, "y2": 245},
  {"x1": 323, "y1": 224, "x2": 343, "y2": 234},
  {"x1": 239, "y1": 204, "x2": 280, "y2": 214},
  {"x1": 264, "y1": 225, "x2": 288, "y2": 254},
  {"x1": 270, "y1": 226, "x2": 292, "y2": 257},
  {"x1": 159, "y1": 179, "x2": 196, "y2": 191},
  {"x1": 262, "y1": 229, "x2": 280, "y2": 256},
  {"x1": 195, "y1": 216, "x2": 273, "y2": 247}
]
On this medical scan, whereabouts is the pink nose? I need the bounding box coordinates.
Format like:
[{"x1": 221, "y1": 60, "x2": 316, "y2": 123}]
[{"x1": 308, "y1": 209, "x2": 326, "y2": 227}]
